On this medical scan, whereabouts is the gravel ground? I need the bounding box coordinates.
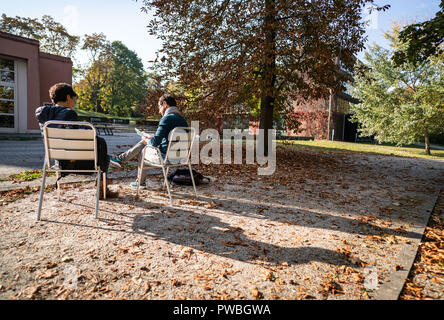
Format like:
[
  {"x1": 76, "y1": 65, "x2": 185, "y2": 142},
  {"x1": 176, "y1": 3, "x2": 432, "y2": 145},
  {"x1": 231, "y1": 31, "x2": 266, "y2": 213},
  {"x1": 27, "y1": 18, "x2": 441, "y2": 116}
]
[{"x1": 0, "y1": 146, "x2": 443, "y2": 300}]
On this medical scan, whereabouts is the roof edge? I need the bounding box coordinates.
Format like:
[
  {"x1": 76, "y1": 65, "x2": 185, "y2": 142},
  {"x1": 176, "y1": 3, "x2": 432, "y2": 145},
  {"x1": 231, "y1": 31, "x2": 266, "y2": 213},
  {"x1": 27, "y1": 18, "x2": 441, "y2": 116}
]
[
  {"x1": 0, "y1": 31, "x2": 40, "y2": 46},
  {"x1": 39, "y1": 51, "x2": 72, "y2": 63}
]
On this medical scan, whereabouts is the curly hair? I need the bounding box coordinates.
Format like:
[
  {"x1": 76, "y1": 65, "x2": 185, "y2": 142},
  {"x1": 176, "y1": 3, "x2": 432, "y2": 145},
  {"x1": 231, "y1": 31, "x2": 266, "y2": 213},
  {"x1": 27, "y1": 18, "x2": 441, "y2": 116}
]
[{"x1": 49, "y1": 83, "x2": 78, "y2": 104}]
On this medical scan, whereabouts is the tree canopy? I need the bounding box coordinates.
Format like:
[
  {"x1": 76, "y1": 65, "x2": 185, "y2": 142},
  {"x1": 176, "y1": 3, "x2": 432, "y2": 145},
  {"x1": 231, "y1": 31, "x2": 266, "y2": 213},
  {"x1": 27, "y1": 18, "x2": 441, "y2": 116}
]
[
  {"x1": 1, "y1": 14, "x2": 148, "y2": 117},
  {"x1": 351, "y1": 25, "x2": 444, "y2": 155},
  {"x1": 139, "y1": 0, "x2": 389, "y2": 151},
  {"x1": 74, "y1": 35, "x2": 147, "y2": 116},
  {"x1": 0, "y1": 13, "x2": 80, "y2": 57},
  {"x1": 393, "y1": 0, "x2": 444, "y2": 66}
]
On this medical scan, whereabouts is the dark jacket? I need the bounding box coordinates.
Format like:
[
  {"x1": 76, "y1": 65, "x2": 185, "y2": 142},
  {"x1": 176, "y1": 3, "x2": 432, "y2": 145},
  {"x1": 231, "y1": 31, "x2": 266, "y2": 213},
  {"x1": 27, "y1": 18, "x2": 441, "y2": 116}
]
[
  {"x1": 148, "y1": 112, "x2": 189, "y2": 155},
  {"x1": 35, "y1": 105, "x2": 109, "y2": 173},
  {"x1": 35, "y1": 105, "x2": 79, "y2": 132}
]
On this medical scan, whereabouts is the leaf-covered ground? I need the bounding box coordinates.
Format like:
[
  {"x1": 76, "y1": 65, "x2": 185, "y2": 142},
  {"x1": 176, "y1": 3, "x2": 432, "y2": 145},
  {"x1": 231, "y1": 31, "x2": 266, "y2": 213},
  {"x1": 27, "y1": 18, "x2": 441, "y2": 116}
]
[
  {"x1": 399, "y1": 189, "x2": 444, "y2": 300},
  {"x1": 0, "y1": 146, "x2": 443, "y2": 300}
]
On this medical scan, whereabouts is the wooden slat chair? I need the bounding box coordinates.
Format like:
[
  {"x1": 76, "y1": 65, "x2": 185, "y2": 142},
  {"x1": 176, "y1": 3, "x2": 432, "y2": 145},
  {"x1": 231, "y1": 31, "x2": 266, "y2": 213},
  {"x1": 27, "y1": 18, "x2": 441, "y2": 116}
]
[
  {"x1": 136, "y1": 127, "x2": 196, "y2": 205},
  {"x1": 36, "y1": 120, "x2": 107, "y2": 221}
]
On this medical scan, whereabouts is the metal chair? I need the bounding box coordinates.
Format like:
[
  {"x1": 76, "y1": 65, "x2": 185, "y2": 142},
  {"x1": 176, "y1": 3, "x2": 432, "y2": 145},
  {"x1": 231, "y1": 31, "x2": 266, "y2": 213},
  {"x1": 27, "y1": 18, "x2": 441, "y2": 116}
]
[
  {"x1": 136, "y1": 127, "x2": 197, "y2": 205},
  {"x1": 37, "y1": 120, "x2": 107, "y2": 221}
]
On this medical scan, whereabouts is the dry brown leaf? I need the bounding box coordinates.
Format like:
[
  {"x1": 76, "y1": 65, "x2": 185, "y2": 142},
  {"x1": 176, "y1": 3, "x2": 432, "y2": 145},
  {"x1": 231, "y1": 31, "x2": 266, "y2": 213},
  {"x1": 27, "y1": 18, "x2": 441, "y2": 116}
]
[
  {"x1": 38, "y1": 269, "x2": 58, "y2": 279},
  {"x1": 144, "y1": 283, "x2": 151, "y2": 294},
  {"x1": 252, "y1": 287, "x2": 262, "y2": 299}
]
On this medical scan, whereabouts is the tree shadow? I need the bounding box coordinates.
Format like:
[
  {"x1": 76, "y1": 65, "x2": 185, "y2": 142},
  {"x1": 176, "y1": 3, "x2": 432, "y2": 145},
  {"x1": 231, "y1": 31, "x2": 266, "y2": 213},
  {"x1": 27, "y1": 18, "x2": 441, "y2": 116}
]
[
  {"x1": 41, "y1": 169, "x2": 426, "y2": 269},
  {"x1": 44, "y1": 194, "x2": 354, "y2": 268},
  {"x1": 130, "y1": 207, "x2": 354, "y2": 267},
  {"x1": 167, "y1": 189, "x2": 424, "y2": 240}
]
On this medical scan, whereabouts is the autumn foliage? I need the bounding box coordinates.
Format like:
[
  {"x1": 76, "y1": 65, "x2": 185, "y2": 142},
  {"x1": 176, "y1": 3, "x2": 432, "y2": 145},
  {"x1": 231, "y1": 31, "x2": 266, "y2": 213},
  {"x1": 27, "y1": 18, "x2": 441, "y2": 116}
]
[{"x1": 139, "y1": 0, "x2": 390, "y2": 142}]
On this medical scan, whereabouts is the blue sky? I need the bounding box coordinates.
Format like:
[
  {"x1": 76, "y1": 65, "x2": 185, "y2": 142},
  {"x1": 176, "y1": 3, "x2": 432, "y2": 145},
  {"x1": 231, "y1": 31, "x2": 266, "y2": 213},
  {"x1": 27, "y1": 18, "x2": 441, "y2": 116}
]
[{"x1": 1, "y1": 0, "x2": 442, "y2": 70}]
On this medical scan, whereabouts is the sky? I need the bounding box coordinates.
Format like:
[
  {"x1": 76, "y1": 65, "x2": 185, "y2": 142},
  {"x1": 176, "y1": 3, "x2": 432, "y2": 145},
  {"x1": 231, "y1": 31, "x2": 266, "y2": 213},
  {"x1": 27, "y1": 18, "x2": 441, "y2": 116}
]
[{"x1": 1, "y1": 0, "x2": 442, "y2": 70}]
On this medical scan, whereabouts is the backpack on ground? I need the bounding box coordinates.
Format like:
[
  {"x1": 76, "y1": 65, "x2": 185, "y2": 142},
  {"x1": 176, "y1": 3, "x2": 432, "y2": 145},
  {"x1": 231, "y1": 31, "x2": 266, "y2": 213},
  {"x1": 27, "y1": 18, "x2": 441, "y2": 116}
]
[{"x1": 167, "y1": 169, "x2": 210, "y2": 186}]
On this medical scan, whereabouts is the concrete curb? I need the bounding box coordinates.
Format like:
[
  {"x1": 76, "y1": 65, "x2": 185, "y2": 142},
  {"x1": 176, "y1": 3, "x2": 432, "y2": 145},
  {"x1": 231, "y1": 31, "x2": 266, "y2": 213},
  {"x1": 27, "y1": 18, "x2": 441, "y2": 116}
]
[{"x1": 373, "y1": 188, "x2": 441, "y2": 300}]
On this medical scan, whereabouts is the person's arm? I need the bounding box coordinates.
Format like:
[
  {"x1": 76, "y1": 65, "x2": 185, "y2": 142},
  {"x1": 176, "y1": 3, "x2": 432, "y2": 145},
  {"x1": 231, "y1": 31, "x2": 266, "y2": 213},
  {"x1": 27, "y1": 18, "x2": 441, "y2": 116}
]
[
  {"x1": 35, "y1": 106, "x2": 46, "y2": 134},
  {"x1": 147, "y1": 117, "x2": 169, "y2": 148}
]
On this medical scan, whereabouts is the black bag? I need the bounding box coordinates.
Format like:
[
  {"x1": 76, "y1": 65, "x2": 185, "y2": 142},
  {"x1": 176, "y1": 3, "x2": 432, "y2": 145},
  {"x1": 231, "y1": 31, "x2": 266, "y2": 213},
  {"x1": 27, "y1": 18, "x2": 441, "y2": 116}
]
[
  {"x1": 58, "y1": 160, "x2": 95, "y2": 176},
  {"x1": 167, "y1": 169, "x2": 210, "y2": 186}
]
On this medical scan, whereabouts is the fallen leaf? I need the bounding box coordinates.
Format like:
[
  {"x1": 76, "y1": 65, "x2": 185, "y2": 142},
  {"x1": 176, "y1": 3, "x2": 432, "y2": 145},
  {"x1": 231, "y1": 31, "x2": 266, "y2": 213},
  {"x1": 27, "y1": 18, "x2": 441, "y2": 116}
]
[
  {"x1": 252, "y1": 288, "x2": 262, "y2": 299},
  {"x1": 38, "y1": 269, "x2": 58, "y2": 279}
]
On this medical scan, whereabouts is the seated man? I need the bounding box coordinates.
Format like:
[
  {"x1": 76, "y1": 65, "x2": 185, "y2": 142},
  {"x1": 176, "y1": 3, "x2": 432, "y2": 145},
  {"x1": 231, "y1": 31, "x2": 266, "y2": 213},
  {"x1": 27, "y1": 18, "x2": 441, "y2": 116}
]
[
  {"x1": 35, "y1": 82, "x2": 114, "y2": 198},
  {"x1": 110, "y1": 94, "x2": 188, "y2": 188}
]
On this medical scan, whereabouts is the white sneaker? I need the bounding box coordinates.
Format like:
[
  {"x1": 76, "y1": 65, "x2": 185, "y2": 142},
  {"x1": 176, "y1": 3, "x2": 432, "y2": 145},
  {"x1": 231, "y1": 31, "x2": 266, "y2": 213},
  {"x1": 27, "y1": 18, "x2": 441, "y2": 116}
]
[
  {"x1": 130, "y1": 181, "x2": 145, "y2": 189},
  {"x1": 130, "y1": 180, "x2": 163, "y2": 190}
]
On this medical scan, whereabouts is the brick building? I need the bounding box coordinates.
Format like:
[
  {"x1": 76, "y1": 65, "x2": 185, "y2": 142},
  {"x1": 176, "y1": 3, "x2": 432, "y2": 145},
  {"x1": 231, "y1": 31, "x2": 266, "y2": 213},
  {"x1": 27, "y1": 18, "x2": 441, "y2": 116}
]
[{"x1": 0, "y1": 31, "x2": 73, "y2": 133}]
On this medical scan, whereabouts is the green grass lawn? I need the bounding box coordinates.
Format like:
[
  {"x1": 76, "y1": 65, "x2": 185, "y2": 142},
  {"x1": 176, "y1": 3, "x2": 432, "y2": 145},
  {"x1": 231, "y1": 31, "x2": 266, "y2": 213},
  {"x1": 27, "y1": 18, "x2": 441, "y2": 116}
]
[
  {"x1": 279, "y1": 140, "x2": 444, "y2": 160},
  {"x1": 74, "y1": 108, "x2": 140, "y2": 121},
  {"x1": 0, "y1": 169, "x2": 54, "y2": 182}
]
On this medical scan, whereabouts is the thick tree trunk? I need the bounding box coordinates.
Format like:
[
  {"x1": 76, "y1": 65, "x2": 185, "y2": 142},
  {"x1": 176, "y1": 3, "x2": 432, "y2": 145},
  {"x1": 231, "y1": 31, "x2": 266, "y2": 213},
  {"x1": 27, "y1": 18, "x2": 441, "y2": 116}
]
[
  {"x1": 259, "y1": 0, "x2": 276, "y2": 156},
  {"x1": 425, "y1": 132, "x2": 431, "y2": 155}
]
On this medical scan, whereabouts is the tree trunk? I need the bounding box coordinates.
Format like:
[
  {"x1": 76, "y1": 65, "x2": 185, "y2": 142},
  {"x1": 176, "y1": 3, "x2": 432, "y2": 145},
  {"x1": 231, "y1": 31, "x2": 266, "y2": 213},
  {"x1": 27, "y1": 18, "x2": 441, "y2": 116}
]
[
  {"x1": 259, "y1": 95, "x2": 275, "y2": 155},
  {"x1": 425, "y1": 132, "x2": 430, "y2": 155},
  {"x1": 327, "y1": 89, "x2": 333, "y2": 140},
  {"x1": 259, "y1": 0, "x2": 276, "y2": 156}
]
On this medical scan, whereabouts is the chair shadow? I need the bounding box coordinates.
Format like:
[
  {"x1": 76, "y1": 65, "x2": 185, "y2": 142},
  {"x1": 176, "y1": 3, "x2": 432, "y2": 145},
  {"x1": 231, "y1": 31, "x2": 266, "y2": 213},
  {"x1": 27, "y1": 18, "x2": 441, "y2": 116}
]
[
  {"x1": 42, "y1": 193, "x2": 353, "y2": 268},
  {"x1": 42, "y1": 176, "x2": 423, "y2": 268}
]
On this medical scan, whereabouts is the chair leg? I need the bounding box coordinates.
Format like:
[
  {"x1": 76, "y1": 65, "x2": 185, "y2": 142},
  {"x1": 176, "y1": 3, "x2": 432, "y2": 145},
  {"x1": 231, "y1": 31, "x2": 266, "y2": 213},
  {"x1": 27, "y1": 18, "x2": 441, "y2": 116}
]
[
  {"x1": 37, "y1": 163, "x2": 47, "y2": 221},
  {"x1": 103, "y1": 172, "x2": 107, "y2": 200},
  {"x1": 188, "y1": 163, "x2": 198, "y2": 198},
  {"x1": 136, "y1": 161, "x2": 143, "y2": 197},
  {"x1": 56, "y1": 171, "x2": 61, "y2": 201},
  {"x1": 163, "y1": 166, "x2": 170, "y2": 188},
  {"x1": 95, "y1": 168, "x2": 101, "y2": 219},
  {"x1": 161, "y1": 165, "x2": 173, "y2": 206}
]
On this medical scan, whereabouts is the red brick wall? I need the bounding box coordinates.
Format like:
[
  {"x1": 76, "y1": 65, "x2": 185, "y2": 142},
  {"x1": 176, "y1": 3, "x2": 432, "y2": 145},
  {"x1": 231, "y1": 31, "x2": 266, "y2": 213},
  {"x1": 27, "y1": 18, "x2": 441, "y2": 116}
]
[
  {"x1": 0, "y1": 32, "x2": 73, "y2": 131},
  {"x1": 248, "y1": 95, "x2": 347, "y2": 140},
  {"x1": 39, "y1": 52, "x2": 73, "y2": 106}
]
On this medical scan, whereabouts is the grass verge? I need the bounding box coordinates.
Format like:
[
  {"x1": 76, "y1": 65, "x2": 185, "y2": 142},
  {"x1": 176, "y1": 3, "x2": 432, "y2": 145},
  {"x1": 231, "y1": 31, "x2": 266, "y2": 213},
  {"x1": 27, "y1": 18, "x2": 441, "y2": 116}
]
[
  {"x1": 279, "y1": 140, "x2": 444, "y2": 160},
  {"x1": 0, "y1": 169, "x2": 54, "y2": 182}
]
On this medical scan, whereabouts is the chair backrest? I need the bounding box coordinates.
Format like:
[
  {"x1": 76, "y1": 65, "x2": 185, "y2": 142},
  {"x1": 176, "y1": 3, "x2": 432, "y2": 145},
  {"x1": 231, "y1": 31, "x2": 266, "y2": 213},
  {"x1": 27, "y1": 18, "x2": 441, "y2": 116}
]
[
  {"x1": 42, "y1": 120, "x2": 97, "y2": 169},
  {"x1": 165, "y1": 127, "x2": 196, "y2": 165}
]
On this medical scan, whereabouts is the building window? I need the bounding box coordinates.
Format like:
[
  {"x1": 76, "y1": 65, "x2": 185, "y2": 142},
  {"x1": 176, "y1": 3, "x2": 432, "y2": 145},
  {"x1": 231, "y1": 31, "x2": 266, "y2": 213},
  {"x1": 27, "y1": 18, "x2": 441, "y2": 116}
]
[{"x1": 0, "y1": 57, "x2": 16, "y2": 128}]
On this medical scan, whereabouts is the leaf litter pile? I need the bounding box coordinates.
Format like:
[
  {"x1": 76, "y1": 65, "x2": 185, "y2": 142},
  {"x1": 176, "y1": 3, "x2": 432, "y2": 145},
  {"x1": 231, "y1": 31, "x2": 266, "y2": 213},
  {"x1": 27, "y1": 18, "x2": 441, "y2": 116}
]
[
  {"x1": 399, "y1": 189, "x2": 444, "y2": 300},
  {"x1": 0, "y1": 145, "x2": 443, "y2": 300}
]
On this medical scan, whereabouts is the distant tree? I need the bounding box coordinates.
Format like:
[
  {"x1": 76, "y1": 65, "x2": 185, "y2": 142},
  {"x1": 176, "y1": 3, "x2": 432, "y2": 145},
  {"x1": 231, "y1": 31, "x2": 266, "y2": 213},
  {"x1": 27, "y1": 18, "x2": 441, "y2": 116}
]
[
  {"x1": 393, "y1": 0, "x2": 444, "y2": 66},
  {"x1": 82, "y1": 32, "x2": 110, "y2": 62},
  {"x1": 0, "y1": 14, "x2": 79, "y2": 57},
  {"x1": 351, "y1": 25, "x2": 444, "y2": 155},
  {"x1": 74, "y1": 35, "x2": 146, "y2": 116},
  {"x1": 141, "y1": 73, "x2": 179, "y2": 119},
  {"x1": 103, "y1": 41, "x2": 147, "y2": 116},
  {"x1": 139, "y1": 0, "x2": 389, "y2": 153},
  {"x1": 74, "y1": 33, "x2": 112, "y2": 113}
]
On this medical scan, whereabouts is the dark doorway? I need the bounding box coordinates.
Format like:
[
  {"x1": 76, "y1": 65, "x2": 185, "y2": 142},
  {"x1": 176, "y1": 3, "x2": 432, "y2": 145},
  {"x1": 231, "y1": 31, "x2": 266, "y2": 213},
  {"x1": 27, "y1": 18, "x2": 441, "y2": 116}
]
[{"x1": 343, "y1": 114, "x2": 357, "y2": 142}]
